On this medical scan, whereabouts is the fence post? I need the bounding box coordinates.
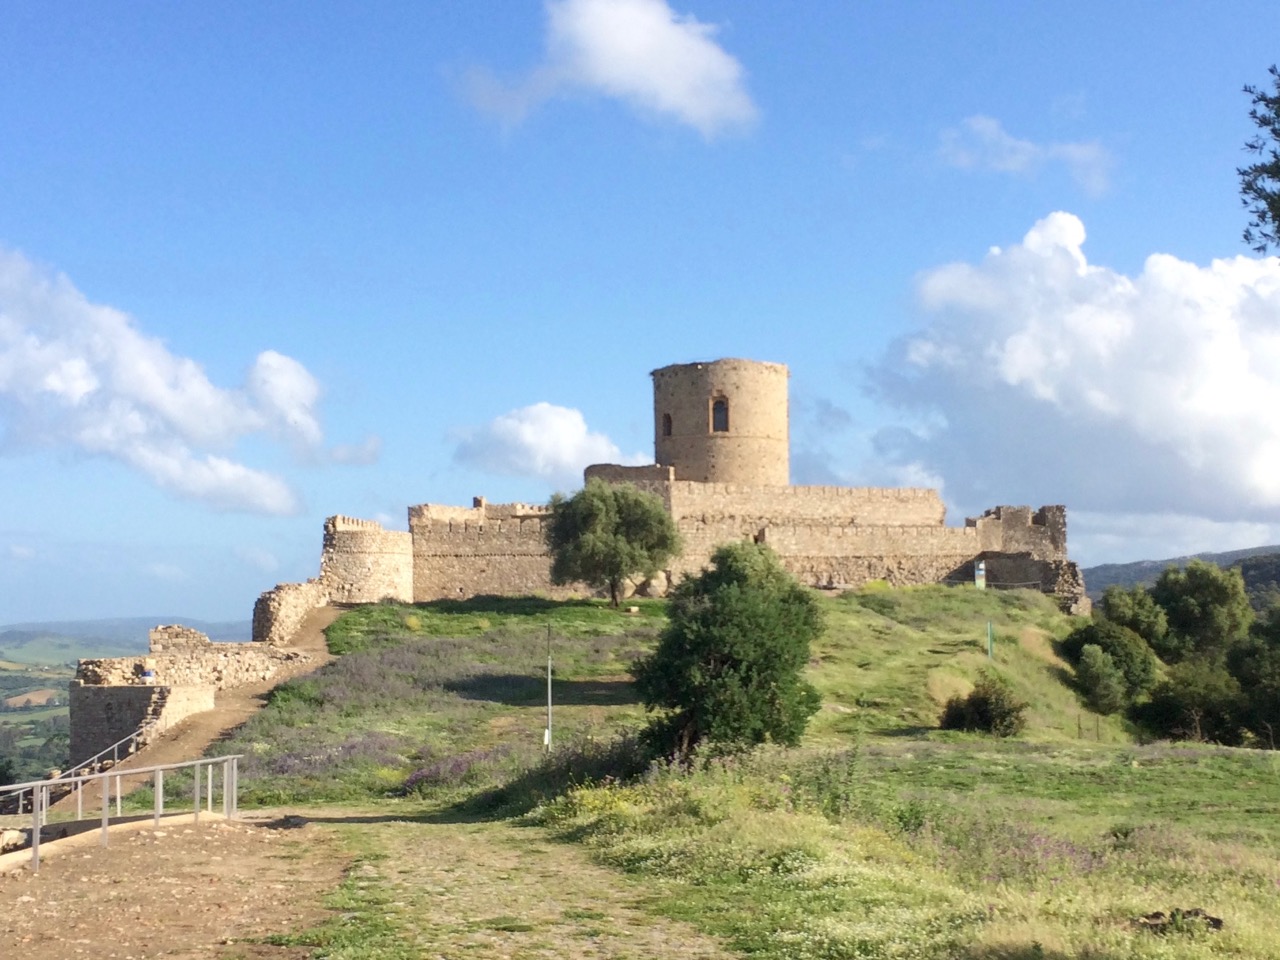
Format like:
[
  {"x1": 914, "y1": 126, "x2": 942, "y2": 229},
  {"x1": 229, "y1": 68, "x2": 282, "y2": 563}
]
[
  {"x1": 206, "y1": 765, "x2": 213, "y2": 813},
  {"x1": 30, "y1": 790, "x2": 41, "y2": 874},
  {"x1": 154, "y1": 768, "x2": 164, "y2": 825},
  {"x1": 193, "y1": 763, "x2": 201, "y2": 824},
  {"x1": 222, "y1": 759, "x2": 230, "y2": 819},
  {"x1": 231, "y1": 757, "x2": 239, "y2": 820},
  {"x1": 100, "y1": 775, "x2": 110, "y2": 847}
]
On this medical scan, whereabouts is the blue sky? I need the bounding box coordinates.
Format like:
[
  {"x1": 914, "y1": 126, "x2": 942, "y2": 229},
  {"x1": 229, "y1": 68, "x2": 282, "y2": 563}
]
[{"x1": 3, "y1": 1, "x2": 1279, "y2": 622}]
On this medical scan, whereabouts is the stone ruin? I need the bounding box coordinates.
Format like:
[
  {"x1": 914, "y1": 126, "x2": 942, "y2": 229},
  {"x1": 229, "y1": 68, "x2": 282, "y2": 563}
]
[{"x1": 252, "y1": 358, "x2": 1091, "y2": 644}]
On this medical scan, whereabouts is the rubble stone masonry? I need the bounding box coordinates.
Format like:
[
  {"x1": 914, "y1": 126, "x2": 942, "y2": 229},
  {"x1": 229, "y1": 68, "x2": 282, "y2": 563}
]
[{"x1": 69, "y1": 625, "x2": 313, "y2": 766}]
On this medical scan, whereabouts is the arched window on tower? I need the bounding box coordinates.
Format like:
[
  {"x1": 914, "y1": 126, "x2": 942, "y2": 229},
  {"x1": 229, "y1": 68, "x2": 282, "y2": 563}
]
[
  {"x1": 711, "y1": 397, "x2": 729, "y2": 433},
  {"x1": 662, "y1": 413, "x2": 672, "y2": 437}
]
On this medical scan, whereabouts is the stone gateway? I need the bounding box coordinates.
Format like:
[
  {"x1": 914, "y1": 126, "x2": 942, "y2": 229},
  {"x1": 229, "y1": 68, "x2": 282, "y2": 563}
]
[{"x1": 253, "y1": 357, "x2": 1089, "y2": 642}]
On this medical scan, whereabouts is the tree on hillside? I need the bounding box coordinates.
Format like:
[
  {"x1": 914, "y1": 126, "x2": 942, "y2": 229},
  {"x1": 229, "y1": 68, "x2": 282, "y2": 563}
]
[
  {"x1": 0, "y1": 756, "x2": 14, "y2": 787},
  {"x1": 1074, "y1": 645, "x2": 1127, "y2": 715},
  {"x1": 1099, "y1": 584, "x2": 1168, "y2": 649},
  {"x1": 632, "y1": 542, "x2": 823, "y2": 760},
  {"x1": 1133, "y1": 659, "x2": 1245, "y2": 745},
  {"x1": 1240, "y1": 64, "x2": 1280, "y2": 253},
  {"x1": 1149, "y1": 560, "x2": 1253, "y2": 663},
  {"x1": 546, "y1": 479, "x2": 681, "y2": 607},
  {"x1": 938, "y1": 669, "x2": 1028, "y2": 737},
  {"x1": 1060, "y1": 619, "x2": 1157, "y2": 700}
]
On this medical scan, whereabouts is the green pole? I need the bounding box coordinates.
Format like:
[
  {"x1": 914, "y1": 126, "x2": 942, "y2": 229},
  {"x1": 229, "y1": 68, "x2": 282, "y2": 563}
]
[{"x1": 987, "y1": 621, "x2": 993, "y2": 659}]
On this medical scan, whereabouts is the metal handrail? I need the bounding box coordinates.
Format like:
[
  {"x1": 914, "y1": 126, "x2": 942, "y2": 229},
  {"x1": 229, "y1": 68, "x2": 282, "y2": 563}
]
[
  {"x1": 0, "y1": 720, "x2": 161, "y2": 819},
  {"x1": 59, "y1": 719, "x2": 160, "y2": 781},
  {"x1": 0, "y1": 754, "x2": 242, "y2": 874}
]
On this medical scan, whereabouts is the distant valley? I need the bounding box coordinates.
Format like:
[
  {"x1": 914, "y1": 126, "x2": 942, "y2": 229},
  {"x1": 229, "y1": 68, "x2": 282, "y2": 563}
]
[{"x1": 0, "y1": 616, "x2": 252, "y2": 664}]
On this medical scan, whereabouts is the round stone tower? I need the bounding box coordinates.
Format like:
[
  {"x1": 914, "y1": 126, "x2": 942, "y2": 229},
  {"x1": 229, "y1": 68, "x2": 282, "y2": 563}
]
[{"x1": 651, "y1": 358, "x2": 789, "y2": 486}]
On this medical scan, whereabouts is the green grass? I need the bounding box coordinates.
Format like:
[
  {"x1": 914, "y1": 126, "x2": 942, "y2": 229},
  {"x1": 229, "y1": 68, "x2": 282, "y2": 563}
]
[
  {"x1": 534, "y1": 743, "x2": 1280, "y2": 958},
  {"x1": 324, "y1": 595, "x2": 667, "y2": 656},
  {"x1": 0, "y1": 704, "x2": 69, "y2": 726},
  {"x1": 202, "y1": 586, "x2": 1280, "y2": 958}
]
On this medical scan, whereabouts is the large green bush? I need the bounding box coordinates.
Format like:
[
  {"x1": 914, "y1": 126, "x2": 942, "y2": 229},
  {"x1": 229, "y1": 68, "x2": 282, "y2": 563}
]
[
  {"x1": 1132, "y1": 658, "x2": 1245, "y2": 745},
  {"x1": 632, "y1": 542, "x2": 822, "y2": 759},
  {"x1": 1149, "y1": 560, "x2": 1254, "y2": 663},
  {"x1": 1099, "y1": 584, "x2": 1168, "y2": 648},
  {"x1": 1060, "y1": 620, "x2": 1157, "y2": 700},
  {"x1": 1074, "y1": 644, "x2": 1127, "y2": 715}
]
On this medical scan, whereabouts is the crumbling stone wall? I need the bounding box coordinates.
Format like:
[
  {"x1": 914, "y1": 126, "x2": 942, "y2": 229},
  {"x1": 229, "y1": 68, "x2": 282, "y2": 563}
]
[
  {"x1": 252, "y1": 579, "x2": 328, "y2": 644},
  {"x1": 69, "y1": 626, "x2": 314, "y2": 766},
  {"x1": 68, "y1": 683, "x2": 217, "y2": 765},
  {"x1": 320, "y1": 515, "x2": 413, "y2": 603}
]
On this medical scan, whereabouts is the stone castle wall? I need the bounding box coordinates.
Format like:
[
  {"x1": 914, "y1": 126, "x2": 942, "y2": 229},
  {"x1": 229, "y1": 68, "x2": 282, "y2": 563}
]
[
  {"x1": 320, "y1": 515, "x2": 413, "y2": 603},
  {"x1": 68, "y1": 683, "x2": 217, "y2": 766},
  {"x1": 408, "y1": 498, "x2": 571, "y2": 601},
  {"x1": 252, "y1": 579, "x2": 328, "y2": 644},
  {"x1": 250, "y1": 356, "x2": 1087, "y2": 612},
  {"x1": 70, "y1": 625, "x2": 313, "y2": 766},
  {"x1": 255, "y1": 488, "x2": 1085, "y2": 609},
  {"x1": 77, "y1": 625, "x2": 312, "y2": 688}
]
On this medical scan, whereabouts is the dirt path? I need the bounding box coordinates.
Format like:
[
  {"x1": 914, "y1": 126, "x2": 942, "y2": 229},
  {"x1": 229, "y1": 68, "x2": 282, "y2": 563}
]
[
  {"x1": 0, "y1": 813, "x2": 349, "y2": 959},
  {"x1": 322, "y1": 810, "x2": 731, "y2": 959},
  {"x1": 1, "y1": 806, "x2": 731, "y2": 959}
]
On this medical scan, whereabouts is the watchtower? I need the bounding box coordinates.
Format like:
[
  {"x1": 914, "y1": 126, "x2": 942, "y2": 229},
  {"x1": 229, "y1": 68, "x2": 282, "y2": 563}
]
[{"x1": 651, "y1": 358, "x2": 789, "y2": 485}]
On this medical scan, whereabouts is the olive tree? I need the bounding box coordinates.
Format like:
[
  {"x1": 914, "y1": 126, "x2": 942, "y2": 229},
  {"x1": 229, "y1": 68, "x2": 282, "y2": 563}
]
[
  {"x1": 545, "y1": 479, "x2": 680, "y2": 606},
  {"x1": 632, "y1": 542, "x2": 823, "y2": 760}
]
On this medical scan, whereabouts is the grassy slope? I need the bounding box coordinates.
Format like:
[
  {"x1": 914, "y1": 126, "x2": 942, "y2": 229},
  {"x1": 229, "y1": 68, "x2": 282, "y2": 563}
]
[{"x1": 200, "y1": 588, "x2": 1280, "y2": 959}]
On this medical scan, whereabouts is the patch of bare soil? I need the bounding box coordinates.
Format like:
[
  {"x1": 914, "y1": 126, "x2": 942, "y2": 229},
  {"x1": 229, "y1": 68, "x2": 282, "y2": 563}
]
[
  {"x1": 3, "y1": 688, "x2": 60, "y2": 708},
  {"x1": 0, "y1": 814, "x2": 349, "y2": 959}
]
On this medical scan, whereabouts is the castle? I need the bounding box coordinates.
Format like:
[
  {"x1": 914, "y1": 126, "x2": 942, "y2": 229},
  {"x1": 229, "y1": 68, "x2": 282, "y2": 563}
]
[{"x1": 251, "y1": 357, "x2": 1089, "y2": 643}]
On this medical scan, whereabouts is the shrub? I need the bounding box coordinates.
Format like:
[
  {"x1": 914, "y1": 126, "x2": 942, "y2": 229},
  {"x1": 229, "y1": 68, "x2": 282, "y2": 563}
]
[
  {"x1": 1060, "y1": 620, "x2": 1157, "y2": 699},
  {"x1": 939, "y1": 670, "x2": 1027, "y2": 737},
  {"x1": 633, "y1": 542, "x2": 822, "y2": 759},
  {"x1": 1075, "y1": 644, "x2": 1127, "y2": 715},
  {"x1": 1149, "y1": 560, "x2": 1254, "y2": 662},
  {"x1": 1132, "y1": 658, "x2": 1245, "y2": 744},
  {"x1": 1099, "y1": 584, "x2": 1168, "y2": 648}
]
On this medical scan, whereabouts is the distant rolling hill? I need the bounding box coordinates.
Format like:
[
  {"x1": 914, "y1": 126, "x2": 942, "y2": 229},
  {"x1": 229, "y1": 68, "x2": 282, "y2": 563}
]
[
  {"x1": 0, "y1": 617, "x2": 253, "y2": 664},
  {"x1": 1082, "y1": 545, "x2": 1280, "y2": 603}
]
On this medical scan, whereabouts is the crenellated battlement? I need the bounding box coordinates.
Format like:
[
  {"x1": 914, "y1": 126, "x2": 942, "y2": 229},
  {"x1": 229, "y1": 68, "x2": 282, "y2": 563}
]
[{"x1": 251, "y1": 356, "x2": 1089, "y2": 615}]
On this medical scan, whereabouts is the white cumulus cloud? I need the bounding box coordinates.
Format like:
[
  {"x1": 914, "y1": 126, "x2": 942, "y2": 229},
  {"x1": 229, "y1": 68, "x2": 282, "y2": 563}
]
[
  {"x1": 467, "y1": 0, "x2": 757, "y2": 137},
  {"x1": 0, "y1": 247, "x2": 347, "y2": 514},
  {"x1": 872, "y1": 212, "x2": 1280, "y2": 527},
  {"x1": 939, "y1": 116, "x2": 1111, "y2": 195},
  {"x1": 453, "y1": 401, "x2": 646, "y2": 489}
]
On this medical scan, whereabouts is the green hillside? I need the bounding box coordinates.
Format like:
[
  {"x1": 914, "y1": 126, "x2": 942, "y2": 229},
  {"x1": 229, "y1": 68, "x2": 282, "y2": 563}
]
[
  {"x1": 173, "y1": 588, "x2": 1280, "y2": 959},
  {"x1": 201, "y1": 587, "x2": 1106, "y2": 809}
]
